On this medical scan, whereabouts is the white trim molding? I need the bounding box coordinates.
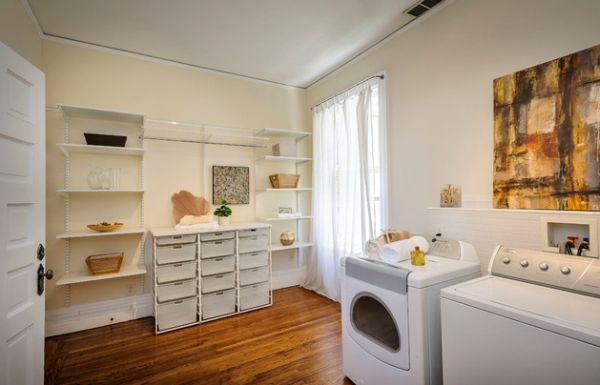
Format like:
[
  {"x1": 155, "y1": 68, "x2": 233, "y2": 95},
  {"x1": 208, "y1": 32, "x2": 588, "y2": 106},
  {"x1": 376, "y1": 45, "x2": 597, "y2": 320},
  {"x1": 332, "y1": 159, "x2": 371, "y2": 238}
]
[{"x1": 45, "y1": 294, "x2": 153, "y2": 337}]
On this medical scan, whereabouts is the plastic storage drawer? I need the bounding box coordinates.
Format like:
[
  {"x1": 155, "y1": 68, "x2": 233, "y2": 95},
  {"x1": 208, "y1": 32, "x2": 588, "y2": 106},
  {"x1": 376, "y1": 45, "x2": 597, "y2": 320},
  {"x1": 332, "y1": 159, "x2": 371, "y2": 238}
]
[
  {"x1": 200, "y1": 231, "x2": 235, "y2": 242},
  {"x1": 156, "y1": 243, "x2": 196, "y2": 265},
  {"x1": 201, "y1": 272, "x2": 235, "y2": 294},
  {"x1": 239, "y1": 251, "x2": 269, "y2": 270},
  {"x1": 240, "y1": 282, "x2": 270, "y2": 311},
  {"x1": 157, "y1": 297, "x2": 197, "y2": 331},
  {"x1": 202, "y1": 289, "x2": 236, "y2": 319},
  {"x1": 201, "y1": 239, "x2": 235, "y2": 259},
  {"x1": 156, "y1": 261, "x2": 196, "y2": 284},
  {"x1": 155, "y1": 234, "x2": 197, "y2": 246},
  {"x1": 238, "y1": 235, "x2": 269, "y2": 253},
  {"x1": 239, "y1": 266, "x2": 269, "y2": 286},
  {"x1": 201, "y1": 255, "x2": 235, "y2": 276},
  {"x1": 156, "y1": 279, "x2": 197, "y2": 303},
  {"x1": 238, "y1": 228, "x2": 269, "y2": 238}
]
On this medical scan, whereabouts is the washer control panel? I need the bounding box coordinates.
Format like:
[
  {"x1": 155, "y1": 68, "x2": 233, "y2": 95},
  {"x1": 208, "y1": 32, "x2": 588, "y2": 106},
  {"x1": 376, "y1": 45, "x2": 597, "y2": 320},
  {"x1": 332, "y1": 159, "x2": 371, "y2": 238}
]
[{"x1": 491, "y1": 246, "x2": 600, "y2": 297}]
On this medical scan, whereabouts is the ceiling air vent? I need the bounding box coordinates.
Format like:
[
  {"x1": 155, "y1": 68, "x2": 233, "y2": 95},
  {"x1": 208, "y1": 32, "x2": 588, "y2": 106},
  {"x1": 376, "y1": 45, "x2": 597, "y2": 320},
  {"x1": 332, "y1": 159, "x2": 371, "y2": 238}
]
[{"x1": 405, "y1": 0, "x2": 444, "y2": 18}]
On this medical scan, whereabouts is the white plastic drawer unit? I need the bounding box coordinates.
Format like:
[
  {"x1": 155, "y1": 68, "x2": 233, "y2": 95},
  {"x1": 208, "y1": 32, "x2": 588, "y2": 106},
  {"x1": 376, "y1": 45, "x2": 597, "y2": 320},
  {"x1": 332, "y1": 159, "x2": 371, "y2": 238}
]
[
  {"x1": 239, "y1": 251, "x2": 269, "y2": 270},
  {"x1": 156, "y1": 261, "x2": 196, "y2": 284},
  {"x1": 156, "y1": 279, "x2": 197, "y2": 303},
  {"x1": 156, "y1": 243, "x2": 196, "y2": 265},
  {"x1": 202, "y1": 289, "x2": 236, "y2": 320},
  {"x1": 239, "y1": 266, "x2": 270, "y2": 286},
  {"x1": 157, "y1": 297, "x2": 197, "y2": 331},
  {"x1": 240, "y1": 282, "x2": 270, "y2": 311},
  {"x1": 238, "y1": 228, "x2": 269, "y2": 238},
  {"x1": 201, "y1": 238, "x2": 235, "y2": 259},
  {"x1": 238, "y1": 235, "x2": 269, "y2": 254},
  {"x1": 200, "y1": 231, "x2": 235, "y2": 242},
  {"x1": 201, "y1": 255, "x2": 235, "y2": 276},
  {"x1": 201, "y1": 272, "x2": 235, "y2": 294},
  {"x1": 155, "y1": 234, "x2": 197, "y2": 246}
]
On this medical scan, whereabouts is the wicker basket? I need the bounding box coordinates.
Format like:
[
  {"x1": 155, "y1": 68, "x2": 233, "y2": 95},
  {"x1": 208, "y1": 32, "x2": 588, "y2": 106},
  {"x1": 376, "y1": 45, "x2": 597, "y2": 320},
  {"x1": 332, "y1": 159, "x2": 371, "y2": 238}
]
[
  {"x1": 269, "y1": 173, "x2": 300, "y2": 188},
  {"x1": 86, "y1": 252, "x2": 124, "y2": 275}
]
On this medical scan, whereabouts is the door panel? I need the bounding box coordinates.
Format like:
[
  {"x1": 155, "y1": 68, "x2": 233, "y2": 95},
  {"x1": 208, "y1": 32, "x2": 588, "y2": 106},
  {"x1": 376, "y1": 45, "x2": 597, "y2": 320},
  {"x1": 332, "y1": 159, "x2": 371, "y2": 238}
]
[{"x1": 0, "y1": 42, "x2": 45, "y2": 385}]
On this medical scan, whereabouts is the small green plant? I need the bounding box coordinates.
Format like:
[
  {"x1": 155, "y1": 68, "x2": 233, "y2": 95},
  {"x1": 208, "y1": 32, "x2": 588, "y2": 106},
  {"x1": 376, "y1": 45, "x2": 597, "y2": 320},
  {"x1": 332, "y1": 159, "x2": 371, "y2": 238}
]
[{"x1": 213, "y1": 201, "x2": 232, "y2": 217}]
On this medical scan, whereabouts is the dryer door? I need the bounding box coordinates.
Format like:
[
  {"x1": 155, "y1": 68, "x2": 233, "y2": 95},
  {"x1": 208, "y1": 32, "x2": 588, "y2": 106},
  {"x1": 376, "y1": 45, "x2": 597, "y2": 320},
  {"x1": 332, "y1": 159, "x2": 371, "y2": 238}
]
[{"x1": 343, "y1": 259, "x2": 410, "y2": 370}]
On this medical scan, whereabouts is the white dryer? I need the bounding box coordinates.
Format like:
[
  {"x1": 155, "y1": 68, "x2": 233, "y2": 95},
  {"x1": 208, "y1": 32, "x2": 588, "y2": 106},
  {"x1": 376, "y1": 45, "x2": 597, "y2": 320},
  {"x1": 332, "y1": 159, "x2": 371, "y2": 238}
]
[
  {"x1": 441, "y1": 246, "x2": 600, "y2": 385},
  {"x1": 342, "y1": 238, "x2": 480, "y2": 385}
]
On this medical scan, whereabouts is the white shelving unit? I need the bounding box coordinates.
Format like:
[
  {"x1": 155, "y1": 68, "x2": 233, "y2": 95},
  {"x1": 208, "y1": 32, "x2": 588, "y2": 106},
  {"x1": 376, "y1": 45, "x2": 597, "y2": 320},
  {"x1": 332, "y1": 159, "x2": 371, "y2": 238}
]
[
  {"x1": 56, "y1": 104, "x2": 147, "y2": 305},
  {"x1": 254, "y1": 128, "x2": 312, "y2": 267}
]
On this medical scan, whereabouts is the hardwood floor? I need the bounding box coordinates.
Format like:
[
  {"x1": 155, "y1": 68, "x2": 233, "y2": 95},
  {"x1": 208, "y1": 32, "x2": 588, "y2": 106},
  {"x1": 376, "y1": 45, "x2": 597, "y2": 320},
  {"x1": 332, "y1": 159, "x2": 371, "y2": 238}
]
[{"x1": 45, "y1": 287, "x2": 353, "y2": 385}]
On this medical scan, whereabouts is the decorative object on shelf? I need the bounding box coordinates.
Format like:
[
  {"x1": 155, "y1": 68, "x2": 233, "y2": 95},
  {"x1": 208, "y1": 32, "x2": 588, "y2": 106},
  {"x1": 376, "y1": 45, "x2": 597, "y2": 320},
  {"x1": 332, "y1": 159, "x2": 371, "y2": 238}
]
[
  {"x1": 272, "y1": 141, "x2": 297, "y2": 157},
  {"x1": 440, "y1": 184, "x2": 461, "y2": 207},
  {"x1": 214, "y1": 201, "x2": 233, "y2": 226},
  {"x1": 278, "y1": 207, "x2": 293, "y2": 214},
  {"x1": 87, "y1": 167, "x2": 121, "y2": 190},
  {"x1": 171, "y1": 190, "x2": 211, "y2": 224},
  {"x1": 87, "y1": 222, "x2": 124, "y2": 232},
  {"x1": 109, "y1": 167, "x2": 121, "y2": 189},
  {"x1": 212, "y1": 165, "x2": 249, "y2": 204},
  {"x1": 364, "y1": 228, "x2": 411, "y2": 258},
  {"x1": 84, "y1": 132, "x2": 127, "y2": 147},
  {"x1": 85, "y1": 252, "x2": 124, "y2": 274},
  {"x1": 269, "y1": 173, "x2": 300, "y2": 188},
  {"x1": 493, "y1": 43, "x2": 600, "y2": 211},
  {"x1": 277, "y1": 206, "x2": 302, "y2": 218},
  {"x1": 280, "y1": 231, "x2": 296, "y2": 246},
  {"x1": 87, "y1": 167, "x2": 103, "y2": 189}
]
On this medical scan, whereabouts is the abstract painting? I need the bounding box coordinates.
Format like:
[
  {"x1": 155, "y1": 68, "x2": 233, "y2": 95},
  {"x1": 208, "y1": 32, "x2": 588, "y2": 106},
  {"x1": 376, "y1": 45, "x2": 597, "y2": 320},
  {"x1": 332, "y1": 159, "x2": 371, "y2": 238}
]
[
  {"x1": 212, "y1": 166, "x2": 249, "y2": 204},
  {"x1": 493, "y1": 44, "x2": 600, "y2": 211}
]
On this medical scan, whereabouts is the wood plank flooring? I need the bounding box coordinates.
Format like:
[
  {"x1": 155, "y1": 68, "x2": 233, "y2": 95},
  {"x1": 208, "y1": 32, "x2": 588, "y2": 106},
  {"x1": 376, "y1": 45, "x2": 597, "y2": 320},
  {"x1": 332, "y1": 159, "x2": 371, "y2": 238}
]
[{"x1": 45, "y1": 287, "x2": 353, "y2": 385}]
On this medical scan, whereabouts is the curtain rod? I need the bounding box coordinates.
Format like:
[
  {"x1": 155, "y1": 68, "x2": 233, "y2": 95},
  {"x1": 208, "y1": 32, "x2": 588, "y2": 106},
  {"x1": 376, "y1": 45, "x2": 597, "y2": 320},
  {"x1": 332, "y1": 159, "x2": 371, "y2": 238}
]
[
  {"x1": 310, "y1": 74, "x2": 384, "y2": 110},
  {"x1": 144, "y1": 136, "x2": 267, "y2": 148}
]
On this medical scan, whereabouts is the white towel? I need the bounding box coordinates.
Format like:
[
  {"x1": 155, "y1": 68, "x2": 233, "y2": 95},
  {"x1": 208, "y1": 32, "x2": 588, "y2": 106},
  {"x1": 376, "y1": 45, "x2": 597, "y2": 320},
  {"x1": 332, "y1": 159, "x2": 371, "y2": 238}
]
[
  {"x1": 174, "y1": 221, "x2": 219, "y2": 230},
  {"x1": 380, "y1": 236, "x2": 430, "y2": 263}
]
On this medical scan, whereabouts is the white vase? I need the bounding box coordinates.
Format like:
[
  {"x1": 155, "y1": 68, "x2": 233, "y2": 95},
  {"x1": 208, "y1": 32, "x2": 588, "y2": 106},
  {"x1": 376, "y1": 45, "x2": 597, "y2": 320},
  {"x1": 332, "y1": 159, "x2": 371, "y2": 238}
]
[{"x1": 218, "y1": 217, "x2": 230, "y2": 226}]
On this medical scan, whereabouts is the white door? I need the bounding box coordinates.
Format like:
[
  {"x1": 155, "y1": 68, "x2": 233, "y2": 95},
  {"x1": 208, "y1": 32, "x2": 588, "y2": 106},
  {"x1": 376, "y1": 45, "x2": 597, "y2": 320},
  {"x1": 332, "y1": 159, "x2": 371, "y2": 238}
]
[{"x1": 0, "y1": 42, "x2": 46, "y2": 385}]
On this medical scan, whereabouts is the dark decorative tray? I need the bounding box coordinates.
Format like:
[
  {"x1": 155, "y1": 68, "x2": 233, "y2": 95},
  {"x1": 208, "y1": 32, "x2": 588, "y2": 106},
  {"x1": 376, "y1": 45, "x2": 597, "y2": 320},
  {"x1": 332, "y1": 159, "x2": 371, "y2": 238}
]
[{"x1": 84, "y1": 133, "x2": 127, "y2": 147}]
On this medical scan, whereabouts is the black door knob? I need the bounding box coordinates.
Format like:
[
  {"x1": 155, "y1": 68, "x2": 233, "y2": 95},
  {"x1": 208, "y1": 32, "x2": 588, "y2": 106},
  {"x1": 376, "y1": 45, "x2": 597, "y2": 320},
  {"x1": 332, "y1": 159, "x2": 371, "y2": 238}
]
[{"x1": 45, "y1": 269, "x2": 54, "y2": 280}]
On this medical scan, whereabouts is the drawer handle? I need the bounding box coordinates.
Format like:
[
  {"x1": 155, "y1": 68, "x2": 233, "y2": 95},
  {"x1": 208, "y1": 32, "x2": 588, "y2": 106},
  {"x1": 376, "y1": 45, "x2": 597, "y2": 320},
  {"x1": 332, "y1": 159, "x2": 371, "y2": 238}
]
[
  {"x1": 251, "y1": 253, "x2": 258, "y2": 256},
  {"x1": 174, "y1": 282, "x2": 184, "y2": 286},
  {"x1": 216, "y1": 291, "x2": 223, "y2": 296},
  {"x1": 251, "y1": 237, "x2": 257, "y2": 240},
  {"x1": 173, "y1": 236, "x2": 182, "y2": 239},
  {"x1": 214, "y1": 241, "x2": 222, "y2": 245},
  {"x1": 215, "y1": 232, "x2": 222, "y2": 236},
  {"x1": 173, "y1": 264, "x2": 183, "y2": 267},
  {"x1": 250, "y1": 229, "x2": 257, "y2": 232},
  {"x1": 174, "y1": 300, "x2": 183, "y2": 304},
  {"x1": 215, "y1": 275, "x2": 223, "y2": 278},
  {"x1": 215, "y1": 258, "x2": 223, "y2": 261},
  {"x1": 173, "y1": 245, "x2": 182, "y2": 249},
  {"x1": 252, "y1": 285, "x2": 259, "y2": 288}
]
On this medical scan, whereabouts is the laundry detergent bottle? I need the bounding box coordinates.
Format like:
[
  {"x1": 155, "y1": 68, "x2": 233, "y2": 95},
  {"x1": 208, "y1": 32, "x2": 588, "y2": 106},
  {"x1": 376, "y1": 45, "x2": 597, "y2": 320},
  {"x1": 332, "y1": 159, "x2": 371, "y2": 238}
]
[{"x1": 411, "y1": 246, "x2": 425, "y2": 266}]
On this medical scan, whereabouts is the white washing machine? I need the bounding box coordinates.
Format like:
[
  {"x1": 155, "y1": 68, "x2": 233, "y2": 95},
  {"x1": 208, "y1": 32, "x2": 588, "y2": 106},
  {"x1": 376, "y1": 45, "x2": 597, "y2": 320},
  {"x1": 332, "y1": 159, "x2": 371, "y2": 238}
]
[
  {"x1": 341, "y1": 238, "x2": 480, "y2": 385},
  {"x1": 441, "y1": 246, "x2": 600, "y2": 385}
]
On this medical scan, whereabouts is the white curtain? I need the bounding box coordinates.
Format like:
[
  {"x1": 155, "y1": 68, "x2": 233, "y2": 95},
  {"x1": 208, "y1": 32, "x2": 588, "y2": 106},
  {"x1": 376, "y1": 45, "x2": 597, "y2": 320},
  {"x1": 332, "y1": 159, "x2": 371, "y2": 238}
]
[{"x1": 304, "y1": 77, "x2": 388, "y2": 301}]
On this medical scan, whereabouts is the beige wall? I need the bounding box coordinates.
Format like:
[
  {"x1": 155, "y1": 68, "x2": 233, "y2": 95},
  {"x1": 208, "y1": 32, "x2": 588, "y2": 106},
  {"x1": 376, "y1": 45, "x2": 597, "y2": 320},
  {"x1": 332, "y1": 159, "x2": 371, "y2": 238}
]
[
  {"x1": 43, "y1": 40, "x2": 309, "y2": 310},
  {"x1": 0, "y1": 0, "x2": 42, "y2": 68},
  {"x1": 306, "y1": 0, "x2": 600, "y2": 234}
]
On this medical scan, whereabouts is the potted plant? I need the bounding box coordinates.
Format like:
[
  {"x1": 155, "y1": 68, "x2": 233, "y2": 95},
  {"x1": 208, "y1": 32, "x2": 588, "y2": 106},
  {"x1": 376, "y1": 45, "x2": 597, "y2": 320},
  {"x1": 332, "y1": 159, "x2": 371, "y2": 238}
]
[{"x1": 214, "y1": 201, "x2": 232, "y2": 226}]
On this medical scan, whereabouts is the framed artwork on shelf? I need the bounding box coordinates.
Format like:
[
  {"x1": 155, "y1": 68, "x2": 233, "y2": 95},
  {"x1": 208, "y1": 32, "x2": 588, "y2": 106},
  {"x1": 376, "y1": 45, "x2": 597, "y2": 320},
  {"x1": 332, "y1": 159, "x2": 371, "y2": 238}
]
[{"x1": 212, "y1": 165, "x2": 250, "y2": 204}]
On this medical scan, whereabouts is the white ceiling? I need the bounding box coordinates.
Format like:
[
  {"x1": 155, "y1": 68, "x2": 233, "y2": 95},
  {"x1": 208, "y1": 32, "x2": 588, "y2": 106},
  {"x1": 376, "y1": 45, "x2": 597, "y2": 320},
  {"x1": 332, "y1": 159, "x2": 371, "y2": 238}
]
[{"x1": 27, "y1": 0, "x2": 427, "y2": 88}]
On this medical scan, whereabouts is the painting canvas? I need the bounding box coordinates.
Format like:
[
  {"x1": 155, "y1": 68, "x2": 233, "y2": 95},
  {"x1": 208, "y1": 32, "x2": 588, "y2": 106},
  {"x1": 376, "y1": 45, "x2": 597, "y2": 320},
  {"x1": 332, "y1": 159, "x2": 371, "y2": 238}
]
[
  {"x1": 493, "y1": 44, "x2": 600, "y2": 211},
  {"x1": 212, "y1": 166, "x2": 249, "y2": 204}
]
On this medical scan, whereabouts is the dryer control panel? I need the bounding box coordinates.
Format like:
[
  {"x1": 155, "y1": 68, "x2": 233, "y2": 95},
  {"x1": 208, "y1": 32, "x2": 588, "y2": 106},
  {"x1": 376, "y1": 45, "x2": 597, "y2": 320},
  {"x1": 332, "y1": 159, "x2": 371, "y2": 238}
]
[{"x1": 491, "y1": 246, "x2": 600, "y2": 297}]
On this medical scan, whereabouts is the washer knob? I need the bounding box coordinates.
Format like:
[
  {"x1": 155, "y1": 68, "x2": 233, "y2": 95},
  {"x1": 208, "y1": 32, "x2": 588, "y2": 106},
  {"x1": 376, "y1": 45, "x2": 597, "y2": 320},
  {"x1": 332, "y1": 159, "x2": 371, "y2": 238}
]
[
  {"x1": 520, "y1": 259, "x2": 529, "y2": 268},
  {"x1": 502, "y1": 256, "x2": 511, "y2": 264},
  {"x1": 539, "y1": 262, "x2": 549, "y2": 271},
  {"x1": 560, "y1": 266, "x2": 571, "y2": 275}
]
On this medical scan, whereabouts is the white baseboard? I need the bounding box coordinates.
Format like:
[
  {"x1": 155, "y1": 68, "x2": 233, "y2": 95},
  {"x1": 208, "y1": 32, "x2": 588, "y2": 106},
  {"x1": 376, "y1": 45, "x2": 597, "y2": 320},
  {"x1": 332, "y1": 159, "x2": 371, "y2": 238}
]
[
  {"x1": 272, "y1": 267, "x2": 307, "y2": 290},
  {"x1": 45, "y1": 294, "x2": 153, "y2": 337}
]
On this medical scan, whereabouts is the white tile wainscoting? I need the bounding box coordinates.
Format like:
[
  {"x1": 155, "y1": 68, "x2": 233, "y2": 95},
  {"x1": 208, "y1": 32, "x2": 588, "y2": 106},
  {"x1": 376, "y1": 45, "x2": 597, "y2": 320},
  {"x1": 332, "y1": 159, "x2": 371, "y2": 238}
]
[{"x1": 426, "y1": 207, "x2": 600, "y2": 272}]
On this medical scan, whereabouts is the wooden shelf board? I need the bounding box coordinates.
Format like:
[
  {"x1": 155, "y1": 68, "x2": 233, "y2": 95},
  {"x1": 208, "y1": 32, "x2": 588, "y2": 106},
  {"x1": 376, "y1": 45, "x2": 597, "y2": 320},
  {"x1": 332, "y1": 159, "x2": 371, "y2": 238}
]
[
  {"x1": 255, "y1": 128, "x2": 311, "y2": 141},
  {"x1": 57, "y1": 143, "x2": 144, "y2": 156},
  {"x1": 56, "y1": 265, "x2": 147, "y2": 286},
  {"x1": 270, "y1": 242, "x2": 313, "y2": 252},
  {"x1": 57, "y1": 189, "x2": 145, "y2": 196},
  {"x1": 58, "y1": 104, "x2": 144, "y2": 124},
  {"x1": 258, "y1": 155, "x2": 311, "y2": 164},
  {"x1": 57, "y1": 227, "x2": 146, "y2": 239},
  {"x1": 259, "y1": 216, "x2": 312, "y2": 222}
]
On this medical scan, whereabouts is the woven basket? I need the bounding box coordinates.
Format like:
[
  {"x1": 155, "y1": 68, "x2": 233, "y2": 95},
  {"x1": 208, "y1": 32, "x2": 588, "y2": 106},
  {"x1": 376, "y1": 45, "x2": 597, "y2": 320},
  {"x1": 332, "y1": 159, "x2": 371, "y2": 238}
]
[
  {"x1": 86, "y1": 252, "x2": 124, "y2": 275},
  {"x1": 269, "y1": 173, "x2": 300, "y2": 188}
]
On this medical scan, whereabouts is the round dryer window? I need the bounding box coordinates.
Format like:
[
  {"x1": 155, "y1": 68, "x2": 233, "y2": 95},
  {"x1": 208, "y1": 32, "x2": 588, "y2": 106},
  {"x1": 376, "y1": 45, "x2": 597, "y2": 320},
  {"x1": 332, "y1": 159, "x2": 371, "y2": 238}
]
[{"x1": 351, "y1": 293, "x2": 400, "y2": 351}]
